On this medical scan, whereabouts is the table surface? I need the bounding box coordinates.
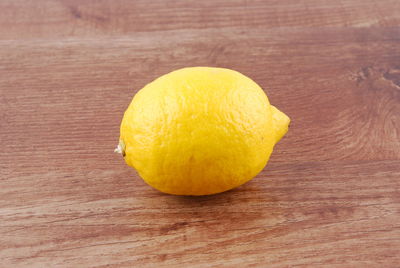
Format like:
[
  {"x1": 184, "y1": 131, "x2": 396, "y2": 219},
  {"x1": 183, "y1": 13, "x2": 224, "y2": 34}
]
[{"x1": 1, "y1": 0, "x2": 400, "y2": 267}]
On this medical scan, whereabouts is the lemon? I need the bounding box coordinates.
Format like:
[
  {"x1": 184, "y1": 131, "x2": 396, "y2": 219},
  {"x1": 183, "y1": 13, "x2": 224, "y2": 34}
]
[{"x1": 117, "y1": 67, "x2": 289, "y2": 195}]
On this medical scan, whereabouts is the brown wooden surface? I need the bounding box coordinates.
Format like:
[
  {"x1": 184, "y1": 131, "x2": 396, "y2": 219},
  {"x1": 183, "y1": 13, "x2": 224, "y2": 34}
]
[{"x1": 1, "y1": 0, "x2": 400, "y2": 267}]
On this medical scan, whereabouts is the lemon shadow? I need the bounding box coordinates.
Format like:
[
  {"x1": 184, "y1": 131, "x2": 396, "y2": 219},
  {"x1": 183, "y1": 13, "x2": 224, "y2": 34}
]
[{"x1": 142, "y1": 179, "x2": 286, "y2": 237}]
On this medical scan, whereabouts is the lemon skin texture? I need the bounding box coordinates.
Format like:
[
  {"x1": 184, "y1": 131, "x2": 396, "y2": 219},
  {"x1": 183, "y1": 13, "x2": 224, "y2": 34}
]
[{"x1": 119, "y1": 67, "x2": 290, "y2": 195}]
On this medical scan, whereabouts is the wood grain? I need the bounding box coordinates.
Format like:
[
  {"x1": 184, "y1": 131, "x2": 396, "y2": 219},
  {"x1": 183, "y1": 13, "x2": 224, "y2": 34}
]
[{"x1": 1, "y1": 0, "x2": 400, "y2": 267}]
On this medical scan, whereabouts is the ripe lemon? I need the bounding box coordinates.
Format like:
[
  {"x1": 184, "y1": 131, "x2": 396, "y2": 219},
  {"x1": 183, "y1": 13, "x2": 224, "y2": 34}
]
[{"x1": 116, "y1": 67, "x2": 289, "y2": 195}]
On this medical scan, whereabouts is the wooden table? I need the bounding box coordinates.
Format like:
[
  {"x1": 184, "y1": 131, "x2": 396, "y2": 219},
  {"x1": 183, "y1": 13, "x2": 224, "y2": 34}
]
[{"x1": 1, "y1": 1, "x2": 400, "y2": 267}]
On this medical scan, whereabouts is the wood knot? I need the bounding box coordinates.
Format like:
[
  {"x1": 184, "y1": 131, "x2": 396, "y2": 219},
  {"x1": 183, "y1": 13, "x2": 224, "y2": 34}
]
[{"x1": 383, "y1": 68, "x2": 400, "y2": 89}]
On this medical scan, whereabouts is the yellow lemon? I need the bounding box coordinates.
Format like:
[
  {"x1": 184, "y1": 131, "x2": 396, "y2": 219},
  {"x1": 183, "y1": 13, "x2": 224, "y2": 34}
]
[{"x1": 117, "y1": 67, "x2": 289, "y2": 195}]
